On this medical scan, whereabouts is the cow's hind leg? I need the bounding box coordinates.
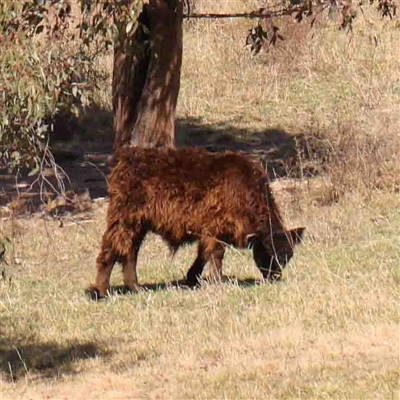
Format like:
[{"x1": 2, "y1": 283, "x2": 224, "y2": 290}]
[
  {"x1": 186, "y1": 240, "x2": 224, "y2": 287},
  {"x1": 87, "y1": 223, "x2": 139, "y2": 300},
  {"x1": 121, "y1": 231, "x2": 146, "y2": 293},
  {"x1": 86, "y1": 240, "x2": 118, "y2": 300}
]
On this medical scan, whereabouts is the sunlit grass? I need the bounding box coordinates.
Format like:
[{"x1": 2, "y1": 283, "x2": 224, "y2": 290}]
[
  {"x1": 1, "y1": 0, "x2": 400, "y2": 398},
  {"x1": 1, "y1": 191, "x2": 398, "y2": 399}
]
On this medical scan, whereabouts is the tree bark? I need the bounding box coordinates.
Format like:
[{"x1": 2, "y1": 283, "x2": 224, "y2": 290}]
[{"x1": 112, "y1": 0, "x2": 183, "y2": 150}]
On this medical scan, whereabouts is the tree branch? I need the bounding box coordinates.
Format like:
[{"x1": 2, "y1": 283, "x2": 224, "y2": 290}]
[{"x1": 183, "y1": 7, "x2": 303, "y2": 20}]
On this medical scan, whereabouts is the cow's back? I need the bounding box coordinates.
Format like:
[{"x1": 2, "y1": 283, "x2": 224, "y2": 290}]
[{"x1": 108, "y1": 148, "x2": 282, "y2": 248}]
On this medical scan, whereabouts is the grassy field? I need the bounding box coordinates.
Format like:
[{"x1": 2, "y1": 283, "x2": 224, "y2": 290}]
[
  {"x1": 1, "y1": 0, "x2": 400, "y2": 399},
  {"x1": 0, "y1": 188, "x2": 399, "y2": 399}
]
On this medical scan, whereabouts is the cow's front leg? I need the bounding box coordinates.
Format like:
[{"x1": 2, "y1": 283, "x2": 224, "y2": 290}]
[
  {"x1": 186, "y1": 242, "x2": 209, "y2": 287},
  {"x1": 186, "y1": 239, "x2": 224, "y2": 286},
  {"x1": 208, "y1": 245, "x2": 225, "y2": 283}
]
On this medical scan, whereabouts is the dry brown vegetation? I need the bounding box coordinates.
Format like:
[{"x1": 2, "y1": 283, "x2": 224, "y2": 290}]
[
  {"x1": 179, "y1": 0, "x2": 400, "y2": 195},
  {"x1": 1, "y1": 191, "x2": 399, "y2": 399},
  {"x1": 1, "y1": 0, "x2": 400, "y2": 399}
]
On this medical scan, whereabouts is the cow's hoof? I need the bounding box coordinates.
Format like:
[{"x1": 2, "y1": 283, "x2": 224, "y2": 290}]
[
  {"x1": 119, "y1": 285, "x2": 140, "y2": 295},
  {"x1": 85, "y1": 285, "x2": 107, "y2": 301},
  {"x1": 185, "y1": 278, "x2": 201, "y2": 288},
  {"x1": 262, "y1": 272, "x2": 282, "y2": 283}
]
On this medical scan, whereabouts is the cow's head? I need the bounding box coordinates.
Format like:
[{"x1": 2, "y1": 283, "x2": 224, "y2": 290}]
[{"x1": 251, "y1": 227, "x2": 305, "y2": 282}]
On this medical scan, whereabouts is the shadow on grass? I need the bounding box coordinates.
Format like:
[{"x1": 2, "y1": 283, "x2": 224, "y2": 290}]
[
  {"x1": 177, "y1": 117, "x2": 320, "y2": 179},
  {"x1": 139, "y1": 276, "x2": 264, "y2": 291},
  {"x1": 1, "y1": 107, "x2": 324, "y2": 213},
  {"x1": 0, "y1": 336, "x2": 109, "y2": 382},
  {"x1": 100, "y1": 276, "x2": 269, "y2": 299}
]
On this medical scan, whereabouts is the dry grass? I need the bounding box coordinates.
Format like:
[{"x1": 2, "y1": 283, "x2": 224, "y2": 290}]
[
  {"x1": 0, "y1": 189, "x2": 399, "y2": 399},
  {"x1": 1, "y1": 1, "x2": 400, "y2": 398},
  {"x1": 178, "y1": 0, "x2": 400, "y2": 193}
]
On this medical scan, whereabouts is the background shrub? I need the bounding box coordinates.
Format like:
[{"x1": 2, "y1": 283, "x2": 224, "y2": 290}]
[{"x1": 0, "y1": 1, "x2": 100, "y2": 171}]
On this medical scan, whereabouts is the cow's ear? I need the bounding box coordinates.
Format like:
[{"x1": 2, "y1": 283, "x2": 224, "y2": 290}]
[
  {"x1": 286, "y1": 227, "x2": 305, "y2": 246},
  {"x1": 272, "y1": 227, "x2": 305, "y2": 248},
  {"x1": 246, "y1": 233, "x2": 258, "y2": 249}
]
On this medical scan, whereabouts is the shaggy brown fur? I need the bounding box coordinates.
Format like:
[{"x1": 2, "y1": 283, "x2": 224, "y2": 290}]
[{"x1": 87, "y1": 147, "x2": 304, "y2": 299}]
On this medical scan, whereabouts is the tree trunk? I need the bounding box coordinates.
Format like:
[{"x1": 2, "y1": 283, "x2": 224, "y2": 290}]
[{"x1": 112, "y1": 0, "x2": 183, "y2": 150}]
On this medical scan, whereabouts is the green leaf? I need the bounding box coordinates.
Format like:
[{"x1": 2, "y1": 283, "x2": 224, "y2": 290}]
[
  {"x1": 28, "y1": 165, "x2": 40, "y2": 176},
  {"x1": 126, "y1": 20, "x2": 134, "y2": 34}
]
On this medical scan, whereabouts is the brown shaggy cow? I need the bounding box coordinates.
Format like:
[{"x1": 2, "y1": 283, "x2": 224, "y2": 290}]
[{"x1": 87, "y1": 147, "x2": 304, "y2": 299}]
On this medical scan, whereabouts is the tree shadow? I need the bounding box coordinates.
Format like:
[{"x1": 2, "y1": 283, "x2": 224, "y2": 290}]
[
  {"x1": 0, "y1": 336, "x2": 110, "y2": 382},
  {"x1": 0, "y1": 104, "x2": 114, "y2": 214},
  {"x1": 0, "y1": 106, "x2": 324, "y2": 214},
  {"x1": 176, "y1": 117, "x2": 320, "y2": 179},
  {"x1": 50, "y1": 104, "x2": 114, "y2": 160}
]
